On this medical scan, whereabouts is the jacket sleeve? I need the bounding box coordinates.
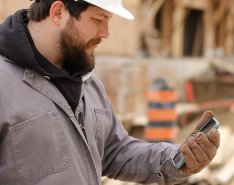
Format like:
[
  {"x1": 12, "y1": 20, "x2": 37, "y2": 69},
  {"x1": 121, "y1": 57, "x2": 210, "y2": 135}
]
[{"x1": 102, "y1": 103, "x2": 188, "y2": 185}]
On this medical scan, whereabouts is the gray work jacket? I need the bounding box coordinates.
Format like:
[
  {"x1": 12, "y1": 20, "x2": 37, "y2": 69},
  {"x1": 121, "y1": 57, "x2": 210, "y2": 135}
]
[{"x1": 0, "y1": 56, "x2": 187, "y2": 185}]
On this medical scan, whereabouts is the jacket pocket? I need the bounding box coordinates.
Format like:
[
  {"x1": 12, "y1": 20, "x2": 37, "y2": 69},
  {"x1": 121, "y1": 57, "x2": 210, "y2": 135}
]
[
  {"x1": 94, "y1": 108, "x2": 112, "y2": 159},
  {"x1": 9, "y1": 111, "x2": 69, "y2": 181}
]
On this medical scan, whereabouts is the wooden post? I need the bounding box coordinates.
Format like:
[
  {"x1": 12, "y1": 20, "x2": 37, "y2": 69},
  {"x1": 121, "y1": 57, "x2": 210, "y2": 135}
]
[
  {"x1": 172, "y1": 0, "x2": 186, "y2": 57},
  {"x1": 182, "y1": 0, "x2": 209, "y2": 10},
  {"x1": 212, "y1": 0, "x2": 229, "y2": 26},
  {"x1": 225, "y1": 0, "x2": 234, "y2": 56},
  {"x1": 162, "y1": 0, "x2": 173, "y2": 56},
  {"x1": 203, "y1": 0, "x2": 215, "y2": 57},
  {"x1": 143, "y1": 0, "x2": 166, "y2": 56},
  {"x1": 217, "y1": 13, "x2": 226, "y2": 56}
]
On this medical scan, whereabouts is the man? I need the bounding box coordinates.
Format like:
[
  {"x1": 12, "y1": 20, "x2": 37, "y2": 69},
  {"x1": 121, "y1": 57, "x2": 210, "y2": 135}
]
[{"x1": 0, "y1": 0, "x2": 220, "y2": 185}]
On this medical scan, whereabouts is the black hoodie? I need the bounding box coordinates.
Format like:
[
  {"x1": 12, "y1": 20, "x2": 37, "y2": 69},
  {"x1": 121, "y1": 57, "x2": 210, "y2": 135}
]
[
  {"x1": 0, "y1": 10, "x2": 44, "y2": 73},
  {"x1": 0, "y1": 10, "x2": 83, "y2": 112}
]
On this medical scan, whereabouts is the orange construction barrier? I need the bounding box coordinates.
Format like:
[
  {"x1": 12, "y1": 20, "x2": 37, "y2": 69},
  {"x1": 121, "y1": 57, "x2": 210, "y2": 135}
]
[
  {"x1": 144, "y1": 78, "x2": 178, "y2": 143},
  {"x1": 147, "y1": 109, "x2": 178, "y2": 122},
  {"x1": 144, "y1": 127, "x2": 178, "y2": 141},
  {"x1": 147, "y1": 90, "x2": 177, "y2": 103}
]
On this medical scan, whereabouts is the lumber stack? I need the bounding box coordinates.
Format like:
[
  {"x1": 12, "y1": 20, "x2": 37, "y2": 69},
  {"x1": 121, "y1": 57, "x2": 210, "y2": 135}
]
[{"x1": 142, "y1": 0, "x2": 234, "y2": 57}]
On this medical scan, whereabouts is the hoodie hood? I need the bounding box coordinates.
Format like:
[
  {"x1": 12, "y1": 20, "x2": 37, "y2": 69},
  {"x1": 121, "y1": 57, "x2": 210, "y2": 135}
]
[
  {"x1": 0, "y1": 10, "x2": 54, "y2": 75},
  {"x1": 0, "y1": 9, "x2": 94, "y2": 82}
]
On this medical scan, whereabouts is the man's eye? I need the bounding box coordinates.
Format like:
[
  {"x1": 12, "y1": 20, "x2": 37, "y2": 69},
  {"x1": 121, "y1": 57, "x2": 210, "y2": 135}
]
[{"x1": 94, "y1": 19, "x2": 102, "y2": 24}]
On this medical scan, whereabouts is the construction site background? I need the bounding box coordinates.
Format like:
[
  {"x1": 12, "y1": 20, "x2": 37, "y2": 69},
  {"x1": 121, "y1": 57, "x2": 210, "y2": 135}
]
[{"x1": 1, "y1": 0, "x2": 234, "y2": 185}]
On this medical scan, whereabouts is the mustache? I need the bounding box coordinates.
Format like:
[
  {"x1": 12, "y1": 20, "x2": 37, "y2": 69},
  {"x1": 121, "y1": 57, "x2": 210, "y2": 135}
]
[{"x1": 86, "y1": 37, "x2": 102, "y2": 48}]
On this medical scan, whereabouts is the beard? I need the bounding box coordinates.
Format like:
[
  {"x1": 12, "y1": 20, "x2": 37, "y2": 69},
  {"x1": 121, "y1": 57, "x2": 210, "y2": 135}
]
[{"x1": 60, "y1": 18, "x2": 102, "y2": 75}]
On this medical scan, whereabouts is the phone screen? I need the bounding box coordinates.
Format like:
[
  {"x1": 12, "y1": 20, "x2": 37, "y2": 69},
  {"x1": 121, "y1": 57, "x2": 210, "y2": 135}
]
[
  {"x1": 173, "y1": 152, "x2": 183, "y2": 164},
  {"x1": 199, "y1": 118, "x2": 217, "y2": 134}
]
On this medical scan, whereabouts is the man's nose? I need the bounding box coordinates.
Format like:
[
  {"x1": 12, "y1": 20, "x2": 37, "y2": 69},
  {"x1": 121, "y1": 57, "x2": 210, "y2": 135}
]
[{"x1": 98, "y1": 23, "x2": 109, "y2": 39}]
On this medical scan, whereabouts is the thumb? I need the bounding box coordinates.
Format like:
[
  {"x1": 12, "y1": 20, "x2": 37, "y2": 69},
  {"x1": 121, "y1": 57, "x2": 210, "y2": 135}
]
[{"x1": 191, "y1": 111, "x2": 215, "y2": 135}]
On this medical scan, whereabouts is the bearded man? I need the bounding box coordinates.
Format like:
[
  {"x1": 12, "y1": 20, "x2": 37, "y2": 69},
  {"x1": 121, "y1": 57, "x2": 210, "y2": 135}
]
[{"x1": 0, "y1": 0, "x2": 220, "y2": 185}]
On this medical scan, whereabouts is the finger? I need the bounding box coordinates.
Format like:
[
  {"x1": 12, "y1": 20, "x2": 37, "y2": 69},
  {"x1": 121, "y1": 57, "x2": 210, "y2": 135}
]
[
  {"x1": 180, "y1": 138, "x2": 199, "y2": 170},
  {"x1": 190, "y1": 133, "x2": 210, "y2": 165},
  {"x1": 195, "y1": 131, "x2": 218, "y2": 160},
  {"x1": 207, "y1": 129, "x2": 220, "y2": 148}
]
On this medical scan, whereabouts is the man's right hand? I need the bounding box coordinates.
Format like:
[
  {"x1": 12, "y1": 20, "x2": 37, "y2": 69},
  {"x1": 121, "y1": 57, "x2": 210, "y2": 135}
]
[{"x1": 179, "y1": 111, "x2": 220, "y2": 176}]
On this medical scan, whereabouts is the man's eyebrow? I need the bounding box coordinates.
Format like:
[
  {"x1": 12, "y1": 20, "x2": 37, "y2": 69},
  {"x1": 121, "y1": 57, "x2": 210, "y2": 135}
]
[{"x1": 94, "y1": 13, "x2": 113, "y2": 19}]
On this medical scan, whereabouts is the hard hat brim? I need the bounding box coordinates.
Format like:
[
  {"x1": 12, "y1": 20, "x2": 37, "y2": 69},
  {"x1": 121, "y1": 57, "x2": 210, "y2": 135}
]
[
  {"x1": 108, "y1": 7, "x2": 134, "y2": 20},
  {"x1": 81, "y1": 0, "x2": 134, "y2": 20}
]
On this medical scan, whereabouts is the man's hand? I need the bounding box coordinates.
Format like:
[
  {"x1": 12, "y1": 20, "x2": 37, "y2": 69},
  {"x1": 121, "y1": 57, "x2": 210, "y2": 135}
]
[{"x1": 179, "y1": 111, "x2": 220, "y2": 176}]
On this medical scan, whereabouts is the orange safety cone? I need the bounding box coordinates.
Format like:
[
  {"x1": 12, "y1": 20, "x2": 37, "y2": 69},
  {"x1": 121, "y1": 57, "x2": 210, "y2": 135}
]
[{"x1": 144, "y1": 78, "x2": 178, "y2": 143}]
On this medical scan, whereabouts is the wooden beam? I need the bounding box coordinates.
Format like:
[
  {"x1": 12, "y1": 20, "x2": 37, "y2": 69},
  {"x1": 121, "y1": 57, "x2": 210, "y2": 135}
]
[
  {"x1": 182, "y1": 0, "x2": 210, "y2": 10},
  {"x1": 212, "y1": 0, "x2": 229, "y2": 26},
  {"x1": 211, "y1": 58, "x2": 234, "y2": 74},
  {"x1": 162, "y1": 0, "x2": 173, "y2": 55},
  {"x1": 225, "y1": 0, "x2": 234, "y2": 56},
  {"x1": 192, "y1": 19, "x2": 203, "y2": 56},
  {"x1": 217, "y1": 13, "x2": 226, "y2": 55},
  {"x1": 144, "y1": 0, "x2": 166, "y2": 29},
  {"x1": 142, "y1": 0, "x2": 166, "y2": 57},
  {"x1": 232, "y1": 0, "x2": 234, "y2": 16},
  {"x1": 203, "y1": 0, "x2": 215, "y2": 57},
  {"x1": 172, "y1": 0, "x2": 187, "y2": 57}
]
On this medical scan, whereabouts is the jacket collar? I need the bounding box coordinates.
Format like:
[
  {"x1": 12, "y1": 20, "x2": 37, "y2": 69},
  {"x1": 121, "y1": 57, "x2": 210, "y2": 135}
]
[
  {"x1": 1, "y1": 54, "x2": 94, "y2": 83},
  {"x1": 81, "y1": 71, "x2": 93, "y2": 82}
]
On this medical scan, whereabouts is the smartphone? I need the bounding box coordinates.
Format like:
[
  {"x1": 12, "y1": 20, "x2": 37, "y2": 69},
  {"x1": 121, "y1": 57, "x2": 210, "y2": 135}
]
[{"x1": 173, "y1": 117, "x2": 220, "y2": 169}]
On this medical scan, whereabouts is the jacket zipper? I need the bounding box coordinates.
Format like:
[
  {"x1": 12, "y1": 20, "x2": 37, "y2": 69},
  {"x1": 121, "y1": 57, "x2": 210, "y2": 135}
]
[{"x1": 78, "y1": 112, "x2": 87, "y2": 140}]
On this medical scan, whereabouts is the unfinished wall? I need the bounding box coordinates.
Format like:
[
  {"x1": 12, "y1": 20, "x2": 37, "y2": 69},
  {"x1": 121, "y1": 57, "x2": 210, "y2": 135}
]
[{"x1": 95, "y1": 57, "x2": 210, "y2": 117}]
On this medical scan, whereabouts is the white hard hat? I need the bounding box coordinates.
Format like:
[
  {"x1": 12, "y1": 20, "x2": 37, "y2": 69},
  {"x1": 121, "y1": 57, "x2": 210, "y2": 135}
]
[{"x1": 75, "y1": 0, "x2": 134, "y2": 20}]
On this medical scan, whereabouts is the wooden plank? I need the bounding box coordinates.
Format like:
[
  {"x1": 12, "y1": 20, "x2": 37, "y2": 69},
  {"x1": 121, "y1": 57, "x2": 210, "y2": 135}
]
[
  {"x1": 212, "y1": 0, "x2": 229, "y2": 26},
  {"x1": 142, "y1": 0, "x2": 166, "y2": 56},
  {"x1": 225, "y1": 0, "x2": 234, "y2": 56},
  {"x1": 145, "y1": 0, "x2": 166, "y2": 27},
  {"x1": 211, "y1": 58, "x2": 234, "y2": 75},
  {"x1": 217, "y1": 12, "x2": 226, "y2": 56},
  {"x1": 203, "y1": 0, "x2": 215, "y2": 57},
  {"x1": 191, "y1": 18, "x2": 203, "y2": 56},
  {"x1": 161, "y1": 0, "x2": 173, "y2": 56},
  {"x1": 182, "y1": 0, "x2": 210, "y2": 10},
  {"x1": 172, "y1": 1, "x2": 187, "y2": 57},
  {"x1": 232, "y1": 0, "x2": 234, "y2": 15}
]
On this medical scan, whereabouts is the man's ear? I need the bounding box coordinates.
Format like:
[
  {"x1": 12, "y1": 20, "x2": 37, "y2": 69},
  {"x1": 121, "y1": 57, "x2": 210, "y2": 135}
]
[{"x1": 49, "y1": 1, "x2": 66, "y2": 26}]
